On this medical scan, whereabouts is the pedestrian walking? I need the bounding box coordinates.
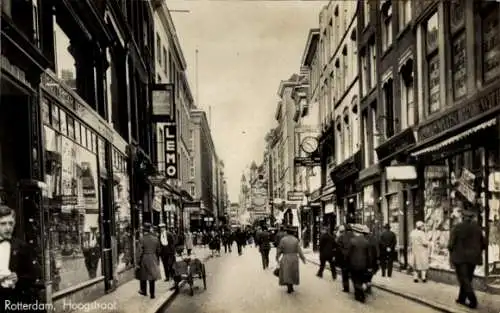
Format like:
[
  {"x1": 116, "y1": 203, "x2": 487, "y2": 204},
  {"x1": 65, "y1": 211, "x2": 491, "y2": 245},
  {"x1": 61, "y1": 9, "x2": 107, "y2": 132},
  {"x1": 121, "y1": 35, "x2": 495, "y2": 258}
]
[
  {"x1": 364, "y1": 227, "x2": 379, "y2": 294},
  {"x1": 257, "y1": 225, "x2": 272, "y2": 269},
  {"x1": 158, "y1": 224, "x2": 176, "y2": 281},
  {"x1": 409, "y1": 221, "x2": 430, "y2": 283},
  {"x1": 236, "y1": 228, "x2": 246, "y2": 255},
  {"x1": 448, "y1": 210, "x2": 486, "y2": 309},
  {"x1": 316, "y1": 227, "x2": 337, "y2": 280},
  {"x1": 185, "y1": 230, "x2": 194, "y2": 256},
  {"x1": 347, "y1": 224, "x2": 374, "y2": 303},
  {"x1": 337, "y1": 224, "x2": 354, "y2": 292},
  {"x1": 379, "y1": 224, "x2": 397, "y2": 277},
  {"x1": 136, "y1": 223, "x2": 161, "y2": 299},
  {"x1": 276, "y1": 227, "x2": 306, "y2": 293}
]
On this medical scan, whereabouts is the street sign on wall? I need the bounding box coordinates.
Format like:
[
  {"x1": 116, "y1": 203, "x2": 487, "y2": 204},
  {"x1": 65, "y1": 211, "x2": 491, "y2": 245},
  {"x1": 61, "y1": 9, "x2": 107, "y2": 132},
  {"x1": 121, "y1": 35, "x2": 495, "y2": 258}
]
[{"x1": 294, "y1": 156, "x2": 321, "y2": 167}]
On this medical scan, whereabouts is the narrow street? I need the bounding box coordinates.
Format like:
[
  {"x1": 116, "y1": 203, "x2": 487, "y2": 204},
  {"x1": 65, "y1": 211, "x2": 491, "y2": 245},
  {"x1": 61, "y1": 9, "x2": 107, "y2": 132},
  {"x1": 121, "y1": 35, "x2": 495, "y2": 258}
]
[{"x1": 163, "y1": 246, "x2": 441, "y2": 313}]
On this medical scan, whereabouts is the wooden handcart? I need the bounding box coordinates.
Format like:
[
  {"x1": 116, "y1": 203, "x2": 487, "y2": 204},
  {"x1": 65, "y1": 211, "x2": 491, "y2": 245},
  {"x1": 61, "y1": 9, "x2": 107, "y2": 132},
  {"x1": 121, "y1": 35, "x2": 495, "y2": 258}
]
[{"x1": 172, "y1": 257, "x2": 207, "y2": 296}]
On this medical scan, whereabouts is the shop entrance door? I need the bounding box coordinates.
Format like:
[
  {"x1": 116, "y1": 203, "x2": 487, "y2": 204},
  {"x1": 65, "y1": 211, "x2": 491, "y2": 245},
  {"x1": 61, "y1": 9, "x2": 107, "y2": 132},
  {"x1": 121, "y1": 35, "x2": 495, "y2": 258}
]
[{"x1": 100, "y1": 180, "x2": 114, "y2": 292}]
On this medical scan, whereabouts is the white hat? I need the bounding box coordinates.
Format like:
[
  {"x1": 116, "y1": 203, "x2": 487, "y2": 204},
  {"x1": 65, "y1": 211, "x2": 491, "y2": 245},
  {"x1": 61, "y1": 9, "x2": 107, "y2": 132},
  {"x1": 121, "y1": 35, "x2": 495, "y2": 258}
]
[
  {"x1": 416, "y1": 221, "x2": 424, "y2": 228},
  {"x1": 158, "y1": 223, "x2": 166, "y2": 228}
]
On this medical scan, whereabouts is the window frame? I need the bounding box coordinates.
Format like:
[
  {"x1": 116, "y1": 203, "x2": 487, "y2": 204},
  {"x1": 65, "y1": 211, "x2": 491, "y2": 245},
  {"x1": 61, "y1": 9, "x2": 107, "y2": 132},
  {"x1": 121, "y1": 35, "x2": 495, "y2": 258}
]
[
  {"x1": 425, "y1": 11, "x2": 440, "y2": 115},
  {"x1": 449, "y1": 0, "x2": 467, "y2": 101},
  {"x1": 381, "y1": 2, "x2": 393, "y2": 52},
  {"x1": 480, "y1": 4, "x2": 500, "y2": 84}
]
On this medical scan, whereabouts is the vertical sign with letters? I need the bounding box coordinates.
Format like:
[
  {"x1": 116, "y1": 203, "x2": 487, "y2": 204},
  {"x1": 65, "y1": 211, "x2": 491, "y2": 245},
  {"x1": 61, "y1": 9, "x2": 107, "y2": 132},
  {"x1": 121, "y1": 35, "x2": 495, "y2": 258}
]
[{"x1": 164, "y1": 122, "x2": 178, "y2": 179}]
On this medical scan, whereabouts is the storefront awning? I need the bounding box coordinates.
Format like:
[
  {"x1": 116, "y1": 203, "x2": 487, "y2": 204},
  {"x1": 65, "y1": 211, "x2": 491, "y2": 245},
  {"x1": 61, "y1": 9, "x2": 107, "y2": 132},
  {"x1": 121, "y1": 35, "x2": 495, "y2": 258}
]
[{"x1": 411, "y1": 118, "x2": 497, "y2": 157}]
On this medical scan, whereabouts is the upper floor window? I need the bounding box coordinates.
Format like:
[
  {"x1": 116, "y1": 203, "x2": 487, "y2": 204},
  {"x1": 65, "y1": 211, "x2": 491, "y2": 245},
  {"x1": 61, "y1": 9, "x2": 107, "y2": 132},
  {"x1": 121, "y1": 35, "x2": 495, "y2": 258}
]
[
  {"x1": 370, "y1": 103, "x2": 379, "y2": 162},
  {"x1": 54, "y1": 22, "x2": 77, "y2": 91},
  {"x1": 163, "y1": 47, "x2": 168, "y2": 75},
  {"x1": 364, "y1": 1, "x2": 370, "y2": 27},
  {"x1": 381, "y1": 1, "x2": 393, "y2": 52},
  {"x1": 362, "y1": 111, "x2": 370, "y2": 168},
  {"x1": 382, "y1": 78, "x2": 394, "y2": 138},
  {"x1": 361, "y1": 52, "x2": 369, "y2": 96},
  {"x1": 400, "y1": 60, "x2": 415, "y2": 129},
  {"x1": 335, "y1": 118, "x2": 343, "y2": 162},
  {"x1": 369, "y1": 42, "x2": 377, "y2": 89},
  {"x1": 450, "y1": 0, "x2": 467, "y2": 100},
  {"x1": 425, "y1": 12, "x2": 440, "y2": 114},
  {"x1": 343, "y1": 110, "x2": 351, "y2": 159},
  {"x1": 399, "y1": 0, "x2": 412, "y2": 30},
  {"x1": 156, "y1": 33, "x2": 161, "y2": 64},
  {"x1": 481, "y1": 4, "x2": 500, "y2": 83}
]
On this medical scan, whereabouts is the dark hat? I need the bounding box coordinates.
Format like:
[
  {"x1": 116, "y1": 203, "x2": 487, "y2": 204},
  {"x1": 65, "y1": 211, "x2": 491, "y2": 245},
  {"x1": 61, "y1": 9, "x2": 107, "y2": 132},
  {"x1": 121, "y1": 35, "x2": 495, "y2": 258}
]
[
  {"x1": 143, "y1": 222, "x2": 152, "y2": 230},
  {"x1": 384, "y1": 223, "x2": 391, "y2": 229}
]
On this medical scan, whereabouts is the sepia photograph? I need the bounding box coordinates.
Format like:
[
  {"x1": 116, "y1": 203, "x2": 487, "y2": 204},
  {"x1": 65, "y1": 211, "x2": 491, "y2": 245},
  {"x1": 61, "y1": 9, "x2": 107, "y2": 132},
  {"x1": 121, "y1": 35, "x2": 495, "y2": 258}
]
[{"x1": 1, "y1": 0, "x2": 500, "y2": 312}]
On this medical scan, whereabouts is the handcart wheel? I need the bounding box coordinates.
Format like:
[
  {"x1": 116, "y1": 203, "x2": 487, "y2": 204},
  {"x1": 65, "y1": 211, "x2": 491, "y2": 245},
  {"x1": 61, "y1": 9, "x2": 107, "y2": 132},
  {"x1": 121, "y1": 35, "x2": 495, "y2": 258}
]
[{"x1": 202, "y1": 264, "x2": 207, "y2": 290}]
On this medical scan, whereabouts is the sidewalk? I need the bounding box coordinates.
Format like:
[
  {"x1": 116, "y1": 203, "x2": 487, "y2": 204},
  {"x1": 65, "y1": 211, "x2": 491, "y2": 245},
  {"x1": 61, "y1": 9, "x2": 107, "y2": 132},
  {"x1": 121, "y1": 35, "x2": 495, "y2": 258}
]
[
  {"x1": 69, "y1": 247, "x2": 212, "y2": 313},
  {"x1": 303, "y1": 250, "x2": 500, "y2": 313}
]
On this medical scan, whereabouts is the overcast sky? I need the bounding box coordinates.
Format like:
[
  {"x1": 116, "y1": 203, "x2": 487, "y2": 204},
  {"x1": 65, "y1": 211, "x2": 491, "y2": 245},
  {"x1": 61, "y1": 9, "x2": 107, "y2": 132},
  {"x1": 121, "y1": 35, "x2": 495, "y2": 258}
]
[{"x1": 170, "y1": 0, "x2": 324, "y2": 202}]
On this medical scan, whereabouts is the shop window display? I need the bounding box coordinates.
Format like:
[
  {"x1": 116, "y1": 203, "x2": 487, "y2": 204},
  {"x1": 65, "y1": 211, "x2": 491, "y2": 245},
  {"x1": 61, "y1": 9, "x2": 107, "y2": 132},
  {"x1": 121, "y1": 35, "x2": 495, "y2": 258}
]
[
  {"x1": 112, "y1": 150, "x2": 133, "y2": 273},
  {"x1": 487, "y1": 147, "x2": 500, "y2": 275},
  {"x1": 424, "y1": 149, "x2": 488, "y2": 275},
  {"x1": 43, "y1": 117, "x2": 102, "y2": 292}
]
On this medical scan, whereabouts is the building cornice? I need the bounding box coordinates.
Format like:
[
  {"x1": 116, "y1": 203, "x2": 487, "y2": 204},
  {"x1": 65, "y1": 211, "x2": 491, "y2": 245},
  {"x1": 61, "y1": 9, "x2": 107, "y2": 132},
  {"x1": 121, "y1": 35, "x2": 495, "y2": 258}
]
[
  {"x1": 300, "y1": 28, "x2": 320, "y2": 68},
  {"x1": 156, "y1": 2, "x2": 187, "y2": 70}
]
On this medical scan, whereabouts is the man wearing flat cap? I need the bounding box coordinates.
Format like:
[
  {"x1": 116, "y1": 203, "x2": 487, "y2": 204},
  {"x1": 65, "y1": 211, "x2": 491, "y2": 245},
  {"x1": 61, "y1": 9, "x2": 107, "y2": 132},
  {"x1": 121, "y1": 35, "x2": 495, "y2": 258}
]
[
  {"x1": 448, "y1": 209, "x2": 485, "y2": 309},
  {"x1": 347, "y1": 224, "x2": 374, "y2": 303}
]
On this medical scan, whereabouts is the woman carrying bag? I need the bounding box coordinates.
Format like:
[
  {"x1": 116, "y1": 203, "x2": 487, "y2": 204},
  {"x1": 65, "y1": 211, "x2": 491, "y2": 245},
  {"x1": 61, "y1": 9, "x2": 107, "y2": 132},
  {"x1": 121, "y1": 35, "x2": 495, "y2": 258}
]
[{"x1": 275, "y1": 227, "x2": 306, "y2": 293}]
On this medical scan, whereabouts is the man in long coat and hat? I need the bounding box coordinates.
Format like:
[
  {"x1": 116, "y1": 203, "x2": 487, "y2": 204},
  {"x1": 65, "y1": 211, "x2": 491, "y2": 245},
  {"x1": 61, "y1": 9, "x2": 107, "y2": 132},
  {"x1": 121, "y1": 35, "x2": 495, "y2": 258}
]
[
  {"x1": 158, "y1": 223, "x2": 176, "y2": 281},
  {"x1": 448, "y1": 209, "x2": 486, "y2": 309},
  {"x1": 348, "y1": 224, "x2": 374, "y2": 303},
  {"x1": 136, "y1": 223, "x2": 161, "y2": 299},
  {"x1": 276, "y1": 227, "x2": 306, "y2": 293}
]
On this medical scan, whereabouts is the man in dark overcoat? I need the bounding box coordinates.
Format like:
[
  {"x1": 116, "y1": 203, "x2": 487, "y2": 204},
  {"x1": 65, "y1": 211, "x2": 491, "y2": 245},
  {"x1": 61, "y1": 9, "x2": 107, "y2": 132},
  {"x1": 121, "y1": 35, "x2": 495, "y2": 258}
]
[
  {"x1": 136, "y1": 223, "x2": 161, "y2": 299},
  {"x1": 448, "y1": 210, "x2": 486, "y2": 309},
  {"x1": 316, "y1": 227, "x2": 337, "y2": 280},
  {"x1": 257, "y1": 225, "x2": 272, "y2": 269},
  {"x1": 0, "y1": 205, "x2": 43, "y2": 311},
  {"x1": 235, "y1": 228, "x2": 246, "y2": 255},
  {"x1": 379, "y1": 224, "x2": 397, "y2": 277},
  {"x1": 337, "y1": 224, "x2": 354, "y2": 292},
  {"x1": 348, "y1": 224, "x2": 374, "y2": 303}
]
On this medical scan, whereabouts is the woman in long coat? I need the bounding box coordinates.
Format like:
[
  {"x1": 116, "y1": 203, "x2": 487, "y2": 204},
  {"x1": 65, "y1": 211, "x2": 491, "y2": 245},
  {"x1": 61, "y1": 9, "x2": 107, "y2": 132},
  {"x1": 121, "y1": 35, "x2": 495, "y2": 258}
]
[
  {"x1": 409, "y1": 221, "x2": 430, "y2": 283},
  {"x1": 276, "y1": 228, "x2": 306, "y2": 293},
  {"x1": 136, "y1": 223, "x2": 161, "y2": 298}
]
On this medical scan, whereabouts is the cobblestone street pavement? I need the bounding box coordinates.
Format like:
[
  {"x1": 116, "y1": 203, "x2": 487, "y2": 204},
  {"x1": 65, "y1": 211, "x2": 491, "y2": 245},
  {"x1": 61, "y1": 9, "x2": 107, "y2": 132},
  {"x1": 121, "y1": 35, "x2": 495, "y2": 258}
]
[{"x1": 163, "y1": 246, "x2": 441, "y2": 313}]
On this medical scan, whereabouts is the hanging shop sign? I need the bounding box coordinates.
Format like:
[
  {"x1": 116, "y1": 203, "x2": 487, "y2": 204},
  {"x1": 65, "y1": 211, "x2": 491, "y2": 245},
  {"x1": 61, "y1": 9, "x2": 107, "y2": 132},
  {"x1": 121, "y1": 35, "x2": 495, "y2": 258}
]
[
  {"x1": 184, "y1": 201, "x2": 201, "y2": 212},
  {"x1": 418, "y1": 87, "x2": 500, "y2": 141},
  {"x1": 164, "y1": 122, "x2": 178, "y2": 179},
  {"x1": 294, "y1": 156, "x2": 321, "y2": 167},
  {"x1": 152, "y1": 84, "x2": 174, "y2": 119}
]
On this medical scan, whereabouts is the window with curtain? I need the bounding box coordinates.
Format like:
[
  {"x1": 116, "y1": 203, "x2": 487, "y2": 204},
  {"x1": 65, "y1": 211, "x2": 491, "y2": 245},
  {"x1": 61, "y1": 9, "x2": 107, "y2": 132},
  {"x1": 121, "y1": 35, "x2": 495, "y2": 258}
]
[
  {"x1": 381, "y1": 1, "x2": 393, "y2": 52},
  {"x1": 371, "y1": 103, "x2": 379, "y2": 163},
  {"x1": 426, "y1": 12, "x2": 440, "y2": 114},
  {"x1": 362, "y1": 111, "x2": 370, "y2": 168},
  {"x1": 336, "y1": 119, "x2": 343, "y2": 163},
  {"x1": 361, "y1": 52, "x2": 369, "y2": 96},
  {"x1": 399, "y1": 0, "x2": 412, "y2": 30},
  {"x1": 450, "y1": 0, "x2": 467, "y2": 100},
  {"x1": 383, "y1": 78, "x2": 394, "y2": 138},
  {"x1": 352, "y1": 98, "x2": 359, "y2": 151},
  {"x1": 400, "y1": 60, "x2": 415, "y2": 129},
  {"x1": 481, "y1": 4, "x2": 500, "y2": 83},
  {"x1": 343, "y1": 111, "x2": 351, "y2": 159},
  {"x1": 364, "y1": 1, "x2": 370, "y2": 27},
  {"x1": 370, "y1": 43, "x2": 377, "y2": 89}
]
